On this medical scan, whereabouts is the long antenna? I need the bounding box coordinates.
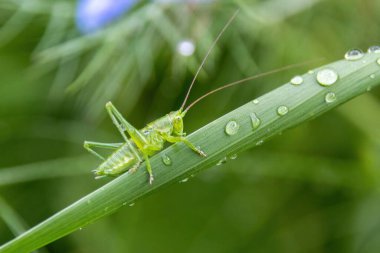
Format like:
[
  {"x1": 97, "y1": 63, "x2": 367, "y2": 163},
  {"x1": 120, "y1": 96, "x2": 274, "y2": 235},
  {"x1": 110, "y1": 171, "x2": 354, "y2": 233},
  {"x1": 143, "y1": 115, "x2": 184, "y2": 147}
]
[
  {"x1": 180, "y1": 10, "x2": 240, "y2": 111},
  {"x1": 183, "y1": 59, "x2": 322, "y2": 113}
]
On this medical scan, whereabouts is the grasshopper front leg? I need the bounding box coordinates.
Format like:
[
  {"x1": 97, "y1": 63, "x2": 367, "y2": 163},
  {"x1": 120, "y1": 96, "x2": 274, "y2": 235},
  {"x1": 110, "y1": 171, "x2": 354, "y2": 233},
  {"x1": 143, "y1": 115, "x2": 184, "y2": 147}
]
[{"x1": 164, "y1": 135, "x2": 207, "y2": 157}]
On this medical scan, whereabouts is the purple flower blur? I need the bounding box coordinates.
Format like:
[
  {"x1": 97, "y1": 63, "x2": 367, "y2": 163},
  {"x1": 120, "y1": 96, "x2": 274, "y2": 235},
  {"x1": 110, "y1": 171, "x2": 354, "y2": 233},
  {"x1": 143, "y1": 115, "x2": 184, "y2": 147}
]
[{"x1": 76, "y1": 0, "x2": 138, "y2": 34}]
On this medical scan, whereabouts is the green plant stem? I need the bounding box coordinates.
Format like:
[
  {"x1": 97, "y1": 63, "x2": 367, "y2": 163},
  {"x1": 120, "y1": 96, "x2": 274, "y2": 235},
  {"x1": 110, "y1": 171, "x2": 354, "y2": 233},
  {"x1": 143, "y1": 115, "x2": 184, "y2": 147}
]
[{"x1": 1, "y1": 53, "x2": 379, "y2": 252}]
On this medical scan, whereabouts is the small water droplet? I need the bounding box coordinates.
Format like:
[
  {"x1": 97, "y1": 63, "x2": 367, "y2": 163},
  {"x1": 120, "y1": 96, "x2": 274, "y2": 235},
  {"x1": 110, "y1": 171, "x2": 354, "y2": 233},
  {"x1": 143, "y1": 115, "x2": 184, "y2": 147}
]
[
  {"x1": 86, "y1": 199, "x2": 92, "y2": 204},
  {"x1": 256, "y1": 140, "x2": 264, "y2": 146},
  {"x1": 367, "y1": 86, "x2": 372, "y2": 92},
  {"x1": 252, "y1": 99, "x2": 259, "y2": 105},
  {"x1": 325, "y1": 92, "x2": 336, "y2": 103},
  {"x1": 122, "y1": 202, "x2": 127, "y2": 206},
  {"x1": 161, "y1": 154, "x2": 172, "y2": 166},
  {"x1": 368, "y1": 46, "x2": 380, "y2": 53},
  {"x1": 277, "y1": 106, "x2": 289, "y2": 116},
  {"x1": 370, "y1": 74, "x2": 375, "y2": 79},
  {"x1": 290, "y1": 75, "x2": 303, "y2": 85},
  {"x1": 79, "y1": 227, "x2": 83, "y2": 231},
  {"x1": 316, "y1": 68, "x2": 339, "y2": 86},
  {"x1": 377, "y1": 58, "x2": 380, "y2": 65},
  {"x1": 344, "y1": 49, "x2": 364, "y2": 60},
  {"x1": 250, "y1": 112, "x2": 261, "y2": 130},
  {"x1": 225, "y1": 120, "x2": 239, "y2": 136},
  {"x1": 308, "y1": 70, "x2": 314, "y2": 74},
  {"x1": 216, "y1": 157, "x2": 227, "y2": 166},
  {"x1": 180, "y1": 178, "x2": 189, "y2": 183},
  {"x1": 129, "y1": 203, "x2": 135, "y2": 207},
  {"x1": 229, "y1": 154, "x2": 238, "y2": 160}
]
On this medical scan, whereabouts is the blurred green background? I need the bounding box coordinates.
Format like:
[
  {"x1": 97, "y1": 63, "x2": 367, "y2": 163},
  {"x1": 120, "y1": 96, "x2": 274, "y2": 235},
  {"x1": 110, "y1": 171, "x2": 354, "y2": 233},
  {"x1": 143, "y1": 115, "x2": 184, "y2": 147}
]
[{"x1": 1, "y1": 0, "x2": 380, "y2": 252}]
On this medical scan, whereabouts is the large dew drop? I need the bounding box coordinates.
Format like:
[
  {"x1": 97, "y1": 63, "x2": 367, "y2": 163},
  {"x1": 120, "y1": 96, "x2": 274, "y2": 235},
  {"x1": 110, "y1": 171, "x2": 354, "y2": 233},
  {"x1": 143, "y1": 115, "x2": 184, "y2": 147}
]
[
  {"x1": 325, "y1": 92, "x2": 336, "y2": 103},
  {"x1": 277, "y1": 106, "x2": 289, "y2": 116},
  {"x1": 316, "y1": 68, "x2": 339, "y2": 86},
  {"x1": 225, "y1": 120, "x2": 240, "y2": 136},
  {"x1": 368, "y1": 46, "x2": 380, "y2": 53},
  {"x1": 250, "y1": 112, "x2": 261, "y2": 130},
  {"x1": 290, "y1": 75, "x2": 303, "y2": 85},
  {"x1": 161, "y1": 154, "x2": 172, "y2": 166},
  {"x1": 344, "y1": 49, "x2": 364, "y2": 60}
]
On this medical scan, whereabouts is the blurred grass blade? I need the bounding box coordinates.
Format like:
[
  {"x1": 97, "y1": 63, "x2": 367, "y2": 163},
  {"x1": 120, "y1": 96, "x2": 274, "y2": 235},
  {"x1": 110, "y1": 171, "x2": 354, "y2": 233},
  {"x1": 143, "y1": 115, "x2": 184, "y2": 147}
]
[
  {"x1": 0, "y1": 2, "x2": 34, "y2": 46},
  {"x1": 1, "y1": 52, "x2": 380, "y2": 252},
  {"x1": 0, "y1": 156, "x2": 93, "y2": 186},
  {"x1": 0, "y1": 196, "x2": 27, "y2": 236},
  {"x1": 32, "y1": 2, "x2": 72, "y2": 54}
]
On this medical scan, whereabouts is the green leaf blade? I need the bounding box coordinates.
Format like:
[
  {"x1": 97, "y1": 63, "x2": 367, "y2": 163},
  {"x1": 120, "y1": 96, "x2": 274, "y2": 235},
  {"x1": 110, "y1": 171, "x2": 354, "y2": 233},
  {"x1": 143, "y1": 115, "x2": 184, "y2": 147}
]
[{"x1": 1, "y1": 53, "x2": 379, "y2": 252}]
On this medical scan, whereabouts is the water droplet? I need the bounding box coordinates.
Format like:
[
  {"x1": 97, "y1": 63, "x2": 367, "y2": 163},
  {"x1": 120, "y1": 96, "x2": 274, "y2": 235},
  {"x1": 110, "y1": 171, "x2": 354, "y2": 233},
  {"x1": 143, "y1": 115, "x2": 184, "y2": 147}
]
[
  {"x1": 229, "y1": 154, "x2": 238, "y2": 160},
  {"x1": 79, "y1": 227, "x2": 83, "y2": 231},
  {"x1": 316, "y1": 68, "x2": 339, "y2": 86},
  {"x1": 325, "y1": 92, "x2": 336, "y2": 103},
  {"x1": 177, "y1": 40, "x2": 195, "y2": 57},
  {"x1": 86, "y1": 199, "x2": 92, "y2": 204},
  {"x1": 367, "y1": 86, "x2": 372, "y2": 92},
  {"x1": 290, "y1": 75, "x2": 303, "y2": 85},
  {"x1": 122, "y1": 202, "x2": 127, "y2": 206},
  {"x1": 308, "y1": 70, "x2": 314, "y2": 74},
  {"x1": 377, "y1": 58, "x2": 380, "y2": 65},
  {"x1": 161, "y1": 154, "x2": 172, "y2": 166},
  {"x1": 216, "y1": 157, "x2": 227, "y2": 166},
  {"x1": 368, "y1": 46, "x2": 380, "y2": 53},
  {"x1": 180, "y1": 178, "x2": 189, "y2": 183},
  {"x1": 277, "y1": 106, "x2": 289, "y2": 116},
  {"x1": 370, "y1": 74, "x2": 375, "y2": 79},
  {"x1": 256, "y1": 140, "x2": 264, "y2": 146},
  {"x1": 250, "y1": 112, "x2": 261, "y2": 130},
  {"x1": 129, "y1": 203, "x2": 135, "y2": 207},
  {"x1": 225, "y1": 120, "x2": 239, "y2": 136},
  {"x1": 252, "y1": 99, "x2": 259, "y2": 105},
  {"x1": 344, "y1": 49, "x2": 364, "y2": 60}
]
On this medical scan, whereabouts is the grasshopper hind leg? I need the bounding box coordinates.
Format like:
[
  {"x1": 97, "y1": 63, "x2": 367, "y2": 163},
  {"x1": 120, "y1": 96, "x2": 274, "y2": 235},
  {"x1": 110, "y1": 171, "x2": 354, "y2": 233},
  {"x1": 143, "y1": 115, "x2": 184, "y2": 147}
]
[
  {"x1": 84, "y1": 141, "x2": 123, "y2": 160},
  {"x1": 106, "y1": 102, "x2": 156, "y2": 184}
]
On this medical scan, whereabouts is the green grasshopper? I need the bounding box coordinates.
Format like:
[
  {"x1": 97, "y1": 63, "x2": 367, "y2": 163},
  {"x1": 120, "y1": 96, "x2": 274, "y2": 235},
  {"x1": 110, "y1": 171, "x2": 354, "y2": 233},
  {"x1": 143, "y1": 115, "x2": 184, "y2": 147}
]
[{"x1": 84, "y1": 11, "x2": 309, "y2": 184}]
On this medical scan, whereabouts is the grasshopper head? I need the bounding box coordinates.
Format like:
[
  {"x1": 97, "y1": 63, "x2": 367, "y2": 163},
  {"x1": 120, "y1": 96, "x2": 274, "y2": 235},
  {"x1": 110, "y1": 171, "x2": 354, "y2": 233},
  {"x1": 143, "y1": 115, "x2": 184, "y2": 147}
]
[{"x1": 170, "y1": 110, "x2": 185, "y2": 136}]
